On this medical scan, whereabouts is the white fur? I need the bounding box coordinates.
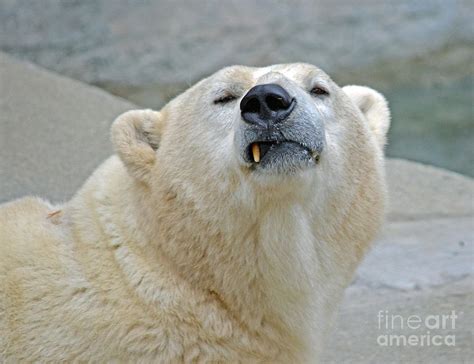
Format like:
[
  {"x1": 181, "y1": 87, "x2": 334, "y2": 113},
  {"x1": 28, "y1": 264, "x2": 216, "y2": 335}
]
[
  {"x1": 0, "y1": 63, "x2": 390, "y2": 362},
  {"x1": 343, "y1": 85, "x2": 391, "y2": 148}
]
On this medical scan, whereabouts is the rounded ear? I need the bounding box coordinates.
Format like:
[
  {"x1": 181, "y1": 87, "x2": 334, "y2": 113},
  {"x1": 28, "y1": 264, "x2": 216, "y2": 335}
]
[
  {"x1": 342, "y1": 85, "x2": 391, "y2": 149},
  {"x1": 111, "y1": 109, "x2": 164, "y2": 184}
]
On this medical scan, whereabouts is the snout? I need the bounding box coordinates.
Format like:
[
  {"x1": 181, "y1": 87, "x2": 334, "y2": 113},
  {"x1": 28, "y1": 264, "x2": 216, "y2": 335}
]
[
  {"x1": 236, "y1": 82, "x2": 326, "y2": 174},
  {"x1": 240, "y1": 84, "x2": 296, "y2": 128}
]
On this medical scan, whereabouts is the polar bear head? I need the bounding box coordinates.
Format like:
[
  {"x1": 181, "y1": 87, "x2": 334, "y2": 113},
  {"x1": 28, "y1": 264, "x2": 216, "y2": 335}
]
[{"x1": 111, "y1": 63, "x2": 390, "y2": 212}]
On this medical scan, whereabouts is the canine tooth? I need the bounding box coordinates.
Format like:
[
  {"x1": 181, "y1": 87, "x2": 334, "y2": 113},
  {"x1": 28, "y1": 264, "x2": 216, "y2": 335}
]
[
  {"x1": 252, "y1": 143, "x2": 260, "y2": 163},
  {"x1": 312, "y1": 151, "x2": 320, "y2": 162}
]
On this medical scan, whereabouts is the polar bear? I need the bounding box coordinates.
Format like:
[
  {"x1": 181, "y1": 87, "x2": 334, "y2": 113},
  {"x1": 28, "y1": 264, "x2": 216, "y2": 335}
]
[{"x1": 0, "y1": 63, "x2": 390, "y2": 362}]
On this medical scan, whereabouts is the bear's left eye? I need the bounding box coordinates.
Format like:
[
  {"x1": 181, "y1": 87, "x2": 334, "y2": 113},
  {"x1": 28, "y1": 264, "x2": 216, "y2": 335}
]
[
  {"x1": 214, "y1": 94, "x2": 237, "y2": 104},
  {"x1": 310, "y1": 86, "x2": 330, "y2": 97}
]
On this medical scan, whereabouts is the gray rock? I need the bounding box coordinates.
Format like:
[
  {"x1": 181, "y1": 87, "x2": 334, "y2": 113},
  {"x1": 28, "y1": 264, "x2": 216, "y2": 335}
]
[
  {"x1": 354, "y1": 217, "x2": 473, "y2": 291},
  {"x1": 323, "y1": 278, "x2": 473, "y2": 363},
  {"x1": 386, "y1": 159, "x2": 474, "y2": 221},
  {"x1": 0, "y1": 52, "x2": 135, "y2": 203},
  {"x1": 1, "y1": 0, "x2": 472, "y2": 88}
]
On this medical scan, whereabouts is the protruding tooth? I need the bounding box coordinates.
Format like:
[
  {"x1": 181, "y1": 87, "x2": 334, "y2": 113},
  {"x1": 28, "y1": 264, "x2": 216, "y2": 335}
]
[
  {"x1": 252, "y1": 143, "x2": 260, "y2": 163},
  {"x1": 312, "y1": 150, "x2": 320, "y2": 162}
]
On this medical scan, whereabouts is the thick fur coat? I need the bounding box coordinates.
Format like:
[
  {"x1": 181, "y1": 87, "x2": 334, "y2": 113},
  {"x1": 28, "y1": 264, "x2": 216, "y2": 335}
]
[{"x1": 0, "y1": 64, "x2": 390, "y2": 362}]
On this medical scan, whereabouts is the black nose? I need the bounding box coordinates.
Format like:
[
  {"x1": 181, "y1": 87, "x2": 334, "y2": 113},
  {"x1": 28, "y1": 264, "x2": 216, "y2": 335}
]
[{"x1": 240, "y1": 83, "x2": 295, "y2": 127}]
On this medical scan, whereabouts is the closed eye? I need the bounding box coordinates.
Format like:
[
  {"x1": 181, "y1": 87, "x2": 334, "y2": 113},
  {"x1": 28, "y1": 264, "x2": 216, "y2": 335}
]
[
  {"x1": 214, "y1": 94, "x2": 237, "y2": 104},
  {"x1": 310, "y1": 86, "x2": 330, "y2": 97}
]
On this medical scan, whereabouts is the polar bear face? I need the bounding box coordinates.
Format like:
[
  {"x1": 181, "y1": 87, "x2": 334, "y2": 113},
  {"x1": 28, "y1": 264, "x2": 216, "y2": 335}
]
[
  {"x1": 200, "y1": 65, "x2": 329, "y2": 176},
  {"x1": 112, "y1": 63, "x2": 389, "y2": 206}
]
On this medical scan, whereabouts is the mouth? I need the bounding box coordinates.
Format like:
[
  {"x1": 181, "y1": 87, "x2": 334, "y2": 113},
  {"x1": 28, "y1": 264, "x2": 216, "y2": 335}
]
[{"x1": 245, "y1": 139, "x2": 320, "y2": 172}]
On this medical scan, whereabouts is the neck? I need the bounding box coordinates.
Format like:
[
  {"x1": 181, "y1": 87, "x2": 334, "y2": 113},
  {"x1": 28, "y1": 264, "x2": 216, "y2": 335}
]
[{"x1": 129, "y1": 178, "x2": 318, "y2": 339}]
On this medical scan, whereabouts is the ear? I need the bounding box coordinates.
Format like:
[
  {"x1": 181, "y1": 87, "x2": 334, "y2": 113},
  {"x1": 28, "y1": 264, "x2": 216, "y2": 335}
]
[
  {"x1": 111, "y1": 109, "x2": 164, "y2": 184},
  {"x1": 342, "y1": 85, "x2": 391, "y2": 149}
]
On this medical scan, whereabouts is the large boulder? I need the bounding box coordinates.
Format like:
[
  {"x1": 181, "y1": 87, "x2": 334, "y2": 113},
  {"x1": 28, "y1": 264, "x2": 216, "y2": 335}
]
[{"x1": 0, "y1": 52, "x2": 134, "y2": 202}]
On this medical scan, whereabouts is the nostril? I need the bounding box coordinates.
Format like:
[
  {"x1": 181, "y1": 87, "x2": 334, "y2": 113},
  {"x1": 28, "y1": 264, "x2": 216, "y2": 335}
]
[
  {"x1": 266, "y1": 95, "x2": 287, "y2": 111},
  {"x1": 244, "y1": 97, "x2": 260, "y2": 113}
]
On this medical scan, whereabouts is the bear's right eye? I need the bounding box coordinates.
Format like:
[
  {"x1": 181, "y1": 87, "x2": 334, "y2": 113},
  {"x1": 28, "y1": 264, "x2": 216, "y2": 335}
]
[{"x1": 214, "y1": 94, "x2": 237, "y2": 104}]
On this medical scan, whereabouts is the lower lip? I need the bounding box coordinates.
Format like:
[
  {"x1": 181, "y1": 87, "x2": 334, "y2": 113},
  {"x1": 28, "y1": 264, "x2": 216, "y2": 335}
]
[{"x1": 246, "y1": 141, "x2": 316, "y2": 167}]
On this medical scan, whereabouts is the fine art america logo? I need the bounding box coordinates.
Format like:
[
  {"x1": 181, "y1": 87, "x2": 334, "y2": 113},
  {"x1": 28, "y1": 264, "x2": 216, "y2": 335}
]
[{"x1": 377, "y1": 310, "x2": 458, "y2": 347}]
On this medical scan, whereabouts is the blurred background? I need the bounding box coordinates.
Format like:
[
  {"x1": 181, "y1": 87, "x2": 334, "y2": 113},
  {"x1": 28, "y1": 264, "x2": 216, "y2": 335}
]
[{"x1": 1, "y1": 0, "x2": 472, "y2": 176}]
